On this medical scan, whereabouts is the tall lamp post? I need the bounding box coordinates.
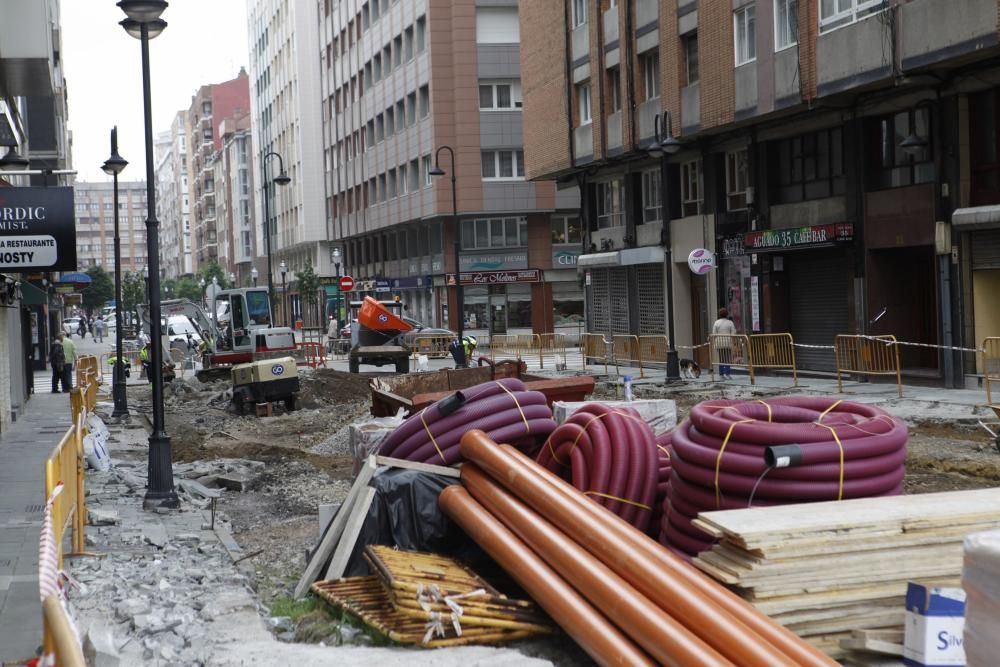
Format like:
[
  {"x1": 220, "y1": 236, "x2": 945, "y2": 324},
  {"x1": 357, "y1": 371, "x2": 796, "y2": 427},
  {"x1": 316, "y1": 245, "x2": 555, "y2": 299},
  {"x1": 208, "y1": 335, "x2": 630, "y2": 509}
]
[
  {"x1": 332, "y1": 247, "x2": 341, "y2": 325},
  {"x1": 228, "y1": 272, "x2": 235, "y2": 288},
  {"x1": 647, "y1": 111, "x2": 683, "y2": 382},
  {"x1": 279, "y1": 260, "x2": 288, "y2": 327},
  {"x1": 102, "y1": 127, "x2": 129, "y2": 419},
  {"x1": 428, "y1": 146, "x2": 461, "y2": 346},
  {"x1": 261, "y1": 151, "x2": 291, "y2": 313},
  {"x1": 118, "y1": 0, "x2": 178, "y2": 509},
  {"x1": 251, "y1": 267, "x2": 258, "y2": 288}
]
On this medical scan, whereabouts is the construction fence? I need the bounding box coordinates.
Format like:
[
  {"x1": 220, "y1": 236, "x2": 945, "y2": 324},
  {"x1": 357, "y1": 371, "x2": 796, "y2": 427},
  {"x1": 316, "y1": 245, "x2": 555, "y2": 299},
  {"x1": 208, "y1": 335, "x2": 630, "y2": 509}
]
[{"x1": 985, "y1": 337, "x2": 1000, "y2": 406}]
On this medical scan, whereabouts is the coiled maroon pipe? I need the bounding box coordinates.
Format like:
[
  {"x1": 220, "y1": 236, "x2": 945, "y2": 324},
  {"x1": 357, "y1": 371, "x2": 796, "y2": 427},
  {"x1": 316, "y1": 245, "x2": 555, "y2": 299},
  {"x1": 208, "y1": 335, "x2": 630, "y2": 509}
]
[
  {"x1": 662, "y1": 397, "x2": 907, "y2": 557},
  {"x1": 648, "y1": 431, "x2": 673, "y2": 539},
  {"x1": 536, "y1": 404, "x2": 658, "y2": 532},
  {"x1": 378, "y1": 379, "x2": 557, "y2": 466}
]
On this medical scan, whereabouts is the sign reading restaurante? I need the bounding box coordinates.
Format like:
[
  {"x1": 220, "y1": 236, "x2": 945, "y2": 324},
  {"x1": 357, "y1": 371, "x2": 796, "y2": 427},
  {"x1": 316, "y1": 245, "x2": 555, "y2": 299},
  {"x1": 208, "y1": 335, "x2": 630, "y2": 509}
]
[{"x1": 0, "y1": 187, "x2": 77, "y2": 272}]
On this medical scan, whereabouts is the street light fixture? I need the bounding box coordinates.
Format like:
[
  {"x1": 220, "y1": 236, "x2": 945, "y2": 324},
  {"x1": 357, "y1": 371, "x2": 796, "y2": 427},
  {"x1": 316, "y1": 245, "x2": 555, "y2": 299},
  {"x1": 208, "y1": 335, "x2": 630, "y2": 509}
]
[
  {"x1": 279, "y1": 260, "x2": 288, "y2": 327},
  {"x1": 102, "y1": 127, "x2": 129, "y2": 419},
  {"x1": 119, "y1": 0, "x2": 178, "y2": 510},
  {"x1": 228, "y1": 271, "x2": 235, "y2": 287},
  {"x1": 261, "y1": 151, "x2": 291, "y2": 316},
  {"x1": 647, "y1": 111, "x2": 682, "y2": 382},
  {"x1": 0, "y1": 146, "x2": 30, "y2": 171},
  {"x1": 429, "y1": 146, "x2": 463, "y2": 352},
  {"x1": 332, "y1": 247, "x2": 342, "y2": 326},
  {"x1": 251, "y1": 266, "x2": 259, "y2": 288}
]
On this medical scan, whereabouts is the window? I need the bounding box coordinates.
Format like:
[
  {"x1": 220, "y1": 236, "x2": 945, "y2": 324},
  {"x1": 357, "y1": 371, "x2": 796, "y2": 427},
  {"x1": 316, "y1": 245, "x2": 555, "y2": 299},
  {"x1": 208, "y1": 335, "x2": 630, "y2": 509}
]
[
  {"x1": 368, "y1": 178, "x2": 377, "y2": 206},
  {"x1": 775, "y1": 0, "x2": 799, "y2": 50},
  {"x1": 423, "y1": 155, "x2": 433, "y2": 186},
  {"x1": 378, "y1": 174, "x2": 387, "y2": 203},
  {"x1": 680, "y1": 159, "x2": 703, "y2": 216},
  {"x1": 820, "y1": 0, "x2": 886, "y2": 33},
  {"x1": 375, "y1": 113, "x2": 384, "y2": 142},
  {"x1": 361, "y1": 2, "x2": 370, "y2": 30},
  {"x1": 476, "y1": 6, "x2": 520, "y2": 43},
  {"x1": 577, "y1": 82, "x2": 592, "y2": 125},
  {"x1": 641, "y1": 169, "x2": 661, "y2": 223},
  {"x1": 388, "y1": 168, "x2": 397, "y2": 198},
  {"x1": 393, "y1": 36, "x2": 402, "y2": 68},
  {"x1": 416, "y1": 16, "x2": 426, "y2": 53},
  {"x1": 734, "y1": 6, "x2": 756, "y2": 66},
  {"x1": 479, "y1": 80, "x2": 521, "y2": 110},
  {"x1": 419, "y1": 85, "x2": 430, "y2": 117},
  {"x1": 726, "y1": 149, "x2": 750, "y2": 211},
  {"x1": 385, "y1": 107, "x2": 395, "y2": 136},
  {"x1": 461, "y1": 217, "x2": 529, "y2": 249},
  {"x1": 683, "y1": 33, "x2": 699, "y2": 85},
  {"x1": 607, "y1": 68, "x2": 621, "y2": 113},
  {"x1": 865, "y1": 108, "x2": 934, "y2": 190},
  {"x1": 572, "y1": 0, "x2": 586, "y2": 27},
  {"x1": 404, "y1": 27, "x2": 414, "y2": 61},
  {"x1": 551, "y1": 216, "x2": 582, "y2": 244},
  {"x1": 371, "y1": 0, "x2": 379, "y2": 21},
  {"x1": 641, "y1": 51, "x2": 659, "y2": 100},
  {"x1": 970, "y1": 89, "x2": 1000, "y2": 206},
  {"x1": 596, "y1": 179, "x2": 624, "y2": 229},
  {"x1": 771, "y1": 128, "x2": 845, "y2": 203},
  {"x1": 407, "y1": 92, "x2": 417, "y2": 125},
  {"x1": 481, "y1": 150, "x2": 525, "y2": 179},
  {"x1": 373, "y1": 54, "x2": 382, "y2": 82},
  {"x1": 409, "y1": 158, "x2": 420, "y2": 192},
  {"x1": 366, "y1": 120, "x2": 375, "y2": 148}
]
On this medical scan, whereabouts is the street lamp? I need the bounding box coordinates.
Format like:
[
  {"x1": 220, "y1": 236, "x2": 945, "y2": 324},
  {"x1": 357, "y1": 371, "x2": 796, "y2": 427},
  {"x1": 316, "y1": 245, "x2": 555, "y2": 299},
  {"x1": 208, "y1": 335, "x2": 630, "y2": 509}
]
[
  {"x1": 102, "y1": 127, "x2": 129, "y2": 419},
  {"x1": 251, "y1": 266, "x2": 258, "y2": 288},
  {"x1": 228, "y1": 271, "x2": 235, "y2": 288},
  {"x1": 648, "y1": 111, "x2": 682, "y2": 382},
  {"x1": 332, "y1": 247, "x2": 341, "y2": 325},
  {"x1": 119, "y1": 0, "x2": 177, "y2": 510},
  {"x1": 199, "y1": 277, "x2": 206, "y2": 306},
  {"x1": 261, "y1": 151, "x2": 291, "y2": 316},
  {"x1": 0, "y1": 146, "x2": 30, "y2": 171},
  {"x1": 279, "y1": 260, "x2": 288, "y2": 327},
  {"x1": 429, "y1": 146, "x2": 462, "y2": 348}
]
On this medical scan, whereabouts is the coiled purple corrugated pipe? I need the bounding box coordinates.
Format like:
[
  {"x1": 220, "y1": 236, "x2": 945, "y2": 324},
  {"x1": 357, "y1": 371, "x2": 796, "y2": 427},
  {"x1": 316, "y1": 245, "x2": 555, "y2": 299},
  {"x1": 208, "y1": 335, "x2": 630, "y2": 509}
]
[
  {"x1": 536, "y1": 404, "x2": 659, "y2": 532},
  {"x1": 661, "y1": 397, "x2": 907, "y2": 558}
]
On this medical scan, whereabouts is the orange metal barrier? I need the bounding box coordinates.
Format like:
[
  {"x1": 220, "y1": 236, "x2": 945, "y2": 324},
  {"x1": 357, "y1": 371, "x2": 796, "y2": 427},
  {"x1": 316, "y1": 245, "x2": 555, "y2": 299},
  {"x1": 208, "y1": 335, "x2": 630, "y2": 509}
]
[
  {"x1": 581, "y1": 333, "x2": 612, "y2": 374},
  {"x1": 638, "y1": 335, "x2": 670, "y2": 372},
  {"x1": 747, "y1": 333, "x2": 798, "y2": 386},
  {"x1": 295, "y1": 342, "x2": 328, "y2": 368},
  {"x1": 410, "y1": 333, "x2": 454, "y2": 359},
  {"x1": 538, "y1": 333, "x2": 569, "y2": 370},
  {"x1": 984, "y1": 337, "x2": 1000, "y2": 405},
  {"x1": 710, "y1": 334, "x2": 753, "y2": 383},
  {"x1": 491, "y1": 334, "x2": 541, "y2": 364},
  {"x1": 611, "y1": 335, "x2": 643, "y2": 378},
  {"x1": 835, "y1": 334, "x2": 902, "y2": 398}
]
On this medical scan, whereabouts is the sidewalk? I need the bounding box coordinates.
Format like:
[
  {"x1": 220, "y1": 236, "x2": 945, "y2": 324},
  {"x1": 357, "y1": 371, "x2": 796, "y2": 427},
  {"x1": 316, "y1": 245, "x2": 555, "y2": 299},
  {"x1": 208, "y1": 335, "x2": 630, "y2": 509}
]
[{"x1": 0, "y1": 391, "x2": 72, "y2": 665}]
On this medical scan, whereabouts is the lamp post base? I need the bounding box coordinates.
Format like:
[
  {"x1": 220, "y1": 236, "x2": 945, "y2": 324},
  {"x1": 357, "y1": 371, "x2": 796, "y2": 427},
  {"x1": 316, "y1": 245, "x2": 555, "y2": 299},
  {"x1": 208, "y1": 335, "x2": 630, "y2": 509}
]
[
  {"x1": 111, "y1": 384, "x2": 129, "y2": 419},
  {"x1": 665, "y1": 349, "x2": 681, "y2": 383},
  {"x1": 143, "y1": 433, "x2": 180, "y2": 511}
]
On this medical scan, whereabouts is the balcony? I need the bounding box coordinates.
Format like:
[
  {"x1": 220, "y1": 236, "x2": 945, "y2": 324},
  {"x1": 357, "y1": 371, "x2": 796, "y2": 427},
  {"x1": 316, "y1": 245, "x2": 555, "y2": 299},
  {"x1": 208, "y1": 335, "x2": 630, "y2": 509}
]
[
  {"x1": 571, "y1": 22, "x2": 589, "y2": 63},
  {"x1": 637, "y1": 98, "x2": 660, "y2": 143},
  {"x1": 603, "y1": 7, "x2": 618, "y2": 48},
  {"x1": 636, "y1": 0, "x2": 659, "y2": 30},
  {"x1": 574, "y1": 124, "x2": 594, "y2": 163},
  {"x1": 607, "y1": 111, "x2": 623, "y2": 153}
]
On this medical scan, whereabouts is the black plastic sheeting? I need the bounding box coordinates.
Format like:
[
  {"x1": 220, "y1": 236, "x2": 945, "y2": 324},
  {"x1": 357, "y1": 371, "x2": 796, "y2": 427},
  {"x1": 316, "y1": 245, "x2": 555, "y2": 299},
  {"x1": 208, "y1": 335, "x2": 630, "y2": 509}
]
[{"x1": 342, "y1": 468, "x2": 476, "y2": 577}]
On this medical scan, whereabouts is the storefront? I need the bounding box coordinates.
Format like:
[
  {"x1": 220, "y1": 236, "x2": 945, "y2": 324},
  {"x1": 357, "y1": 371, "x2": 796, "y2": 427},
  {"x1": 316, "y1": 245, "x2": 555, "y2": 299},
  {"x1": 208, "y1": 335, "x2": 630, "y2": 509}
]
[
  {"x1": 446, "y1": 269, "x2": 542, "y2": 335},
  {"x1": 952, "y1": 208, "x2": 1000, "y2": 373}
]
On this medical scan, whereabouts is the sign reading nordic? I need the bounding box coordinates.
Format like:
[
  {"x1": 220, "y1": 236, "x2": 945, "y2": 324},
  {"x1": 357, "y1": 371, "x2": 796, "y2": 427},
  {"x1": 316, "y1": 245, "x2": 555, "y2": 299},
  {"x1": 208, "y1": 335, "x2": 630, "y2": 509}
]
[{"x1": 0, "y1": 187, "x2": 76, "y2": 272}]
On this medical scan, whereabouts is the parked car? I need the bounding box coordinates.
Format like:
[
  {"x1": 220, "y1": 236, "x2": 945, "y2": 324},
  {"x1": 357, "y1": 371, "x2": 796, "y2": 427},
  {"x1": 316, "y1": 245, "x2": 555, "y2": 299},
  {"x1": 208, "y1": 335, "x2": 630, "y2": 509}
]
[
  {"x1": 391, "y1": 317, "x2": 455, "y2": 350},
  {"x1": 62, "y1": 317, "x2": 81, "y2": 336},
  {"x1": 166, "y1": 316, "x2": 202, "y2": 351}
]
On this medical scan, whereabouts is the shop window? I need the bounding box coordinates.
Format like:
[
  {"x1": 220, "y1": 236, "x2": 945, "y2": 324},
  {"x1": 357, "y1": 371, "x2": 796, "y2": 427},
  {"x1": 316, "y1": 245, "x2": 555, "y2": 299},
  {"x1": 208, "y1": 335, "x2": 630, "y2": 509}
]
[
  {"x1": 680, "y1": 160, "x2": 703, "y2": 216},
  {"x1": 551, "y1": 216, "x2": 582, "y2": 244},
  {"x1": 553, "y1": 283, "x2": 585, "y2": 327},
  {"x1": 641, "y1": 169, "x2": 661, "y2": 223},
  {"x1": 726, "y1": 148, "x2": 750, "y2": 211},
  {"x1": 864, "y1": 108, "x2": 933, "y2": 191},
  {"x1": 596, "y1": 179, "x2": 624, "y2": 229},
  {"x1": 771, "y1": 127, "x2": 845, "y2": 203}
]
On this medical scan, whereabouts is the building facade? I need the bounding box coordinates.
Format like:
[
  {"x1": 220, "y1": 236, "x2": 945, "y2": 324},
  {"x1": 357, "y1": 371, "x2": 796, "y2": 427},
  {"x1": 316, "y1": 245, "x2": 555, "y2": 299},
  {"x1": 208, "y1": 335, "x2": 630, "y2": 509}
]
[
  {"x1": 186, "y1": 70, "x2": 251, "y2": 274},
  {"x1": 212, "y1": 114, "x2": 258, "y2": 285},
  {"x1": 318, "y1": 0, "x2": 583, "y2": 334},
  {"x1": 248, "y1": 0, "x2": 329, "y2": 325},
  {"x1": 155, "y1": 111, "x2": 192, "y2": 279},
  {"x1": 520, "y1": 0, "x2": 1000, "y2": 386},
  {"x1": 73, "y1": 181, "x2": 149, "y2": 273}
]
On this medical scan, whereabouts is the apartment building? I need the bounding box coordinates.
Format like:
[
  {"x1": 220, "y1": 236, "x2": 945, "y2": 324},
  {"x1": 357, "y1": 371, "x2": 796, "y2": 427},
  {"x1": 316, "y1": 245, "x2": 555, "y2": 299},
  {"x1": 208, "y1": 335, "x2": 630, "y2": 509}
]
[
  {"x1": 212, "y1": 114, "x2": 258, "y2": 285},
  {"x1": 186, "y1": 70, "x2": 251, "y2": 273},
  {"x1": 248, "y1": 0, "x2": 328, "y2": 325},
  {"x1": 73, "y1": 181, "x2": 149, "y2": 273},
  {"x1": 319, "y1": 0, "x2": 582, "y2": 333},
  {"x1": 155, "y1": 111, "x2": 192, "y2": 279},
  {"x1": 521, "y1": 0, "x2": 1000, "y2": 386}
]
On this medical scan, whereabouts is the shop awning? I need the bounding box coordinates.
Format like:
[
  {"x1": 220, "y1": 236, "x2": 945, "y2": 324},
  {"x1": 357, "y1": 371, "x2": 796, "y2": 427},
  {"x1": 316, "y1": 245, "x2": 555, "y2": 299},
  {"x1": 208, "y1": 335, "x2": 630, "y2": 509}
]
[
  {"x1": 576, "y1": 251, "x2": 620, "y2": 268},
  {"x1": 952, "y1": 206, "x2": 1000, "y2": 230},
  {"x1": 620, "y1": 247, "x2": 665, "y2": 266},
  {"x1": 19, "y1": 280, "x2": 48, "y2": 305}
]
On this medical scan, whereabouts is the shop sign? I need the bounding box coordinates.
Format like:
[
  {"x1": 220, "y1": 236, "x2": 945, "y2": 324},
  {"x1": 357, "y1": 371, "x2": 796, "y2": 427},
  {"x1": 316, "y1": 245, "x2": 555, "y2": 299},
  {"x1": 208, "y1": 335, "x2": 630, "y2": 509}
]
[
  {"x1": 447, "y1": 269, "x2": 541, "y2": 286},
  {"x1": 459, "y1": 251, "x2": 528, "y2": 271},
  {"x1": 687, "y1": 248, "x2": 716, "y2": 274},
  {"x1": 552, "y1": 248, "x2": 580, "y2": 267},
  {"x1": 720, "y1": 235, "x2": 746, "y2": 258},
  {"x1": 0, "y1": 187, "x2": 77, "y2": 272},
  {"x1": 744, "y1": 223, "x2": 854, "y2": 252},
  {"x1": 374, "y1": 279, "x2": 391, "y2": 293},
  {"x1": 384, "y1": 276, "x2": 427, "y2": 289},
  {"x1": 750, "y1": 276, "x2": 760, "y2": 332}
]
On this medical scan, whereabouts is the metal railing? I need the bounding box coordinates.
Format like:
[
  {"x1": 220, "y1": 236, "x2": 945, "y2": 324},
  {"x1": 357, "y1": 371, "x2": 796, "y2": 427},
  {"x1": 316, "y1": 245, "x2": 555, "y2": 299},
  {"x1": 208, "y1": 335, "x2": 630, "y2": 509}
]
[
  {"x1": 747, "y1": 333, "x2": 798, "y2": 386},
  {"x1": 410, "y1": 333, "x2": 454, "y2": 359},
  {"x1": 611, "y1": 335, "x2": 643, "y2": 377},
  {"x1": 637, "y1": 335, "x2": 670, "y2": 372},
  {"x1": 294, "y1": 342, "x2": 328, "y2": 368},
  {"x1": 835, "y1": 334, "x2": 902, "y2": 398},
  {"x1": 581, "y1": 333, "x2": 612, "y2": 374},
  {"x1": 538, "y1": 333, "x2": 569, "y2": 370},
  {"x1": 710, "y1": 334, "x2": 754, "y2": 383},
  {"x1": 490, "y1": 334, "x2": 541, "y2": 364},
  {"x1": 984, "y1": 337, "x2": 1000, "y2": 405}
]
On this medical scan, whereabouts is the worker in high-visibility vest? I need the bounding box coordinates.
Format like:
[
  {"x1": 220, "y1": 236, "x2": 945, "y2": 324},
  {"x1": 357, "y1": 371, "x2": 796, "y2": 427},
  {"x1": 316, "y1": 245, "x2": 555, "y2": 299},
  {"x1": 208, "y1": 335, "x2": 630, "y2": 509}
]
[
  {"x1": 107, "y1": 355, "x2": 131, "y2": 379},
  {"x1": 139, "y1": 344, "x2": 151, "y2": 381}
]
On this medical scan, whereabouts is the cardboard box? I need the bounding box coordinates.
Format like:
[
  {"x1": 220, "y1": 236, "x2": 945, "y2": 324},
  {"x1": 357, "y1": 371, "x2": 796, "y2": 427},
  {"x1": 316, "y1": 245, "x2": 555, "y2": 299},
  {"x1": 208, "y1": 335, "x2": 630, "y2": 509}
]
[
  {"x1": 552, "y1": 399, "x2": 677, "y2": 436},
  {"x1": 903, "y1": 582, "x2": 967, "y2": 667}
]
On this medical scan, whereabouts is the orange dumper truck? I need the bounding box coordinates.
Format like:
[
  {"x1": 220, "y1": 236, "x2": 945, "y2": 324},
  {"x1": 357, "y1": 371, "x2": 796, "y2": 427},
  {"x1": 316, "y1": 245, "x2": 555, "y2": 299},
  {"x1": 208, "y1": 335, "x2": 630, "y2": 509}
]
[{"x1": 347, "y1": 297, "x2": 414, "y2": 374}]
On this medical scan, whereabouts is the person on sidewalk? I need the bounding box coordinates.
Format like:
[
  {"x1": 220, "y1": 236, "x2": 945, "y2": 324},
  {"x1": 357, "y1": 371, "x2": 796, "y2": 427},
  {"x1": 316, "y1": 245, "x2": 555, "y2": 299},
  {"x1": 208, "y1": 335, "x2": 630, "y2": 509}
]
[
  {"x1": 61, "y1": 332, "x2": 76, "y2": 391},
  {"x1": 49, "y1": 336, "x2": 65, "y2": 393},
  {"x1": 712, "y1": 307, "x2": 737, "y2": 380},
  {"x1": 327, "y1": 315, "x2": 337, "y2": 354},
  {"x1": 95, "y1": 316, "x2": 105, "y2": 343}
]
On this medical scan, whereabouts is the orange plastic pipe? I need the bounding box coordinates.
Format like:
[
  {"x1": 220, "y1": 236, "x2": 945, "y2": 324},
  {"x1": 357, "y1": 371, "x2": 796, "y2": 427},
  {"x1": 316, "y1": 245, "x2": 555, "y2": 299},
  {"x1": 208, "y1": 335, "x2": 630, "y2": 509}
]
[
  {"x1": 438, "y1": 485, "x2": 655, "y2": 667},
  {"x1": 459, "y1": 430, "x2": 836, "y2": 667},
  {"x1": 462, "y1": 464, "x2": 733, "y2": 667}
]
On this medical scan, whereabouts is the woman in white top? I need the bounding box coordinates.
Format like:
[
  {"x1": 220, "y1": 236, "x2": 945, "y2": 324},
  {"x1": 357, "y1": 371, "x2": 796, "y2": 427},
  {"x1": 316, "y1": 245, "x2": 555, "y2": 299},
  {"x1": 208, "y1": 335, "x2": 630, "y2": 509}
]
[{"x1": 712, "y1": 308, "x2": 737, "y2": 378}]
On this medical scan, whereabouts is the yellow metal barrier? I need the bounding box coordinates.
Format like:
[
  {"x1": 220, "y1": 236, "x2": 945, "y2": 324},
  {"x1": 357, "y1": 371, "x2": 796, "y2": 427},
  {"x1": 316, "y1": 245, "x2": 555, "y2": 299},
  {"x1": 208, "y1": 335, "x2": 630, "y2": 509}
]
[
  {"x1": 638, "y1": 335, "x2": 670, "y2": 371},
  {"x1": 538, "y1": 333, "x2": 568, "y2": 370},
  {"x1": 710, "y1": 334, "x2": 754, "y2": 383},
  {"x1": 42, "y1": 594, "x2": 85, "y2": 667},
  {"x1": 490, "y1": 334, "x2": 540, "y2": 364},
  {"x1": 835, "y1": 334, "x2": 902, "y2": 398},
  {"x1": 611, "y1": 335, "x2": 643, "y2": 377},
  {"x1": 581, "y1": 333, "x2": 612, "y2": 374},
  {"x1": 748, "y1": 333, "x2": 798, "y2": 386},
  {"x1": 44, "y1": 410, "x2": 86, "y2": 569},
  {"x1": 984, "y1": 337, "x2": 1000, "y2": 405},
  {"x1": 410, "y1": 333, "x2": 454, "y2": 359}
]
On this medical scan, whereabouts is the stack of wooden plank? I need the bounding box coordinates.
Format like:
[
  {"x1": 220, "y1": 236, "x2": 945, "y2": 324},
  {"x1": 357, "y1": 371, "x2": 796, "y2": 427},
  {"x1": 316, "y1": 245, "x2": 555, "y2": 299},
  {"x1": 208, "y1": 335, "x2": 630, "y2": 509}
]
[{"x1": 691, "y1": 488, "x2": 1000, "y2": 659}]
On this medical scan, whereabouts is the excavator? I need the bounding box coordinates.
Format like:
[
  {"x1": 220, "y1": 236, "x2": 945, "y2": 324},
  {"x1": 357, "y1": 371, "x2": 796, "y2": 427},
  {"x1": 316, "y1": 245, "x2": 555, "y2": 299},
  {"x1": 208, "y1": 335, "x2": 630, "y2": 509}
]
[{"x1": 138, "y1": 287, "x2": 296, "y2": 381}]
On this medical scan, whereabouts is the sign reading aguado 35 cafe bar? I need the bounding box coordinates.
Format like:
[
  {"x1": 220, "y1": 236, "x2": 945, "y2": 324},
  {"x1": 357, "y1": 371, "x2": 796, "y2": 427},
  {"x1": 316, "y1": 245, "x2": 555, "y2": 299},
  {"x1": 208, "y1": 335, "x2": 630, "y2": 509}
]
[{"x1": 0, "y1": 187, "x2": 77, "y2": 272}]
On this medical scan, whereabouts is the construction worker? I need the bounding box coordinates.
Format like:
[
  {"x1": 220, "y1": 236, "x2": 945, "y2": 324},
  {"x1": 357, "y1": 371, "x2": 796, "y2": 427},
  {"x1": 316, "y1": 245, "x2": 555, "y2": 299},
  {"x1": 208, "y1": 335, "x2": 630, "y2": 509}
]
[
  {"x1": 107, "y1": 354, "x2": 131, "y2": 379},
  {"x1": 449, "y1": 335, "x2": 478, "y2": 369},
  {"x1": 139, "y1": 342, "x2": 150, "y2": 381}
]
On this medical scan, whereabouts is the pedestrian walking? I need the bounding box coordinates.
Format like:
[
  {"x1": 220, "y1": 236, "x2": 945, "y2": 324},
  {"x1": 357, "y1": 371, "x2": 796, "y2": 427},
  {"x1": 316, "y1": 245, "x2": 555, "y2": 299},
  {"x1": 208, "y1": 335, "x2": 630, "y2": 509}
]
[
  {"x1": 61, "y1": 331, "x2": 76, "y2": 391},
  {"x1": 49, "y1": 336, "x2": 65, "y2": 393},
  {"x1": 77, "y1": 318, "x2": 86, "y2": 339},
  {"x1": 95, "y1": 317, "x2": 105, "y2": 343},
  {"x1": 712, "y1": 307, "x2": 737, "y2": 380},
  {"x1": 327, "y1": 315, "x2": 338, "y2": 354}
]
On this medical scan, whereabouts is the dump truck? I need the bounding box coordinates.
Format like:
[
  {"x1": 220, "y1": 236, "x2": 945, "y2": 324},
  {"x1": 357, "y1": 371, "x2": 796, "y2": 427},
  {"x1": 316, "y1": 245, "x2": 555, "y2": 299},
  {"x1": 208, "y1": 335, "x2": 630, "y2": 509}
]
[{"x1": 348, "y1": 297, "x2": 412, "y2": 374}]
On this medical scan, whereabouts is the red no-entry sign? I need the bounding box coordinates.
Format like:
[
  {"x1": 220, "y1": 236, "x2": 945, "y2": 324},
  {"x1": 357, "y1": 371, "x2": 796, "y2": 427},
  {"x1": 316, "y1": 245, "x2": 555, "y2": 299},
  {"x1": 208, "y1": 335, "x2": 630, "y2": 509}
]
[{"x1": 339, "y1": 276, "x2": 355, "y2": 292}]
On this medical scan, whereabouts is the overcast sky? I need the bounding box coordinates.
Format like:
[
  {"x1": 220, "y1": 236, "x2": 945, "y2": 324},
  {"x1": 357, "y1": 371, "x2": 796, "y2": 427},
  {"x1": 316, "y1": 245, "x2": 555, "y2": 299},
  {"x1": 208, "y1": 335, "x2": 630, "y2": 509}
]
[{"x1": 62, "y1": 1, "x2": 249, "y2": 182}]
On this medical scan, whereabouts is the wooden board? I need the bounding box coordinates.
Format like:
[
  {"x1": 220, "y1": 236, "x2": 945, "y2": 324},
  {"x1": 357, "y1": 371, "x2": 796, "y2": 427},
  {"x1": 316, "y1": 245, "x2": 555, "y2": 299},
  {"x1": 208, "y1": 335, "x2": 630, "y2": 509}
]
[
  {"x1": 374, "y1": 455, "x2": 461, "y2": 478},
  {"x1": 324, "y1": 486, "x2": 377, "y2": 581}
]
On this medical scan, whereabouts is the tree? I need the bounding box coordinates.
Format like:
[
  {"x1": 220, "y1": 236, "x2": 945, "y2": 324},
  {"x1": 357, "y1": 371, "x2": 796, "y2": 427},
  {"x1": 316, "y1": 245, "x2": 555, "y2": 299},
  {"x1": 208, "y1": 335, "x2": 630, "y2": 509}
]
[
  {"x1": 198, "y1": 261, "x2": 229, "y2": 289},
  {"x1": 160, "y1": 277, "x2": 177, "y2": 301},
  {"x1": 121, "y1": 271, "x2": 146, "y2": 323},
  {"x1": 296, "y1": 261, "x2": 323, "y2": 327},
  {"x1": 174, "y1": 276, "x2": 202, "y2": 302},
  {"x1": 82, "y1": 266, "x2": 115, "y2": 313}
]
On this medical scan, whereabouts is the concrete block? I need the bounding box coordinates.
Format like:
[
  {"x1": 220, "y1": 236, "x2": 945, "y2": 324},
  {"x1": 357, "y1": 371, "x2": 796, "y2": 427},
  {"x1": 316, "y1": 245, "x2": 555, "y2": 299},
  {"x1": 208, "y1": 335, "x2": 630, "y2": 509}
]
[
  {"x1": 83, "y1": 625, "x2": 121, "y2": 667},
  {"x1": 553, "y1": 399, "x2": 677, "y2": 435},
  {"x1": 87, "y1": 508, "x2": 119, "y2": 526},
  {"x1": 318, "y1": 502, "x2": 341, "y2": 539}
]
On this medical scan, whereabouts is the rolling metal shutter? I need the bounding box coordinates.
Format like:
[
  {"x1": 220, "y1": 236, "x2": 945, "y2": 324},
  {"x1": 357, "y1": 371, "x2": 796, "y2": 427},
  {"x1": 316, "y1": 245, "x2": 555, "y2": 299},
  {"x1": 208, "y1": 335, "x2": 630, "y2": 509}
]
[
  {"x1": 972, "y1": 230, "x2": 1000, "y2": 270},
  {"x1": 608, "y1": 268, "x2": 631, "y2": 335},
  {"x1": 637, "y1": 264, "x2": 666, "y2": 335},
  {"x1": 588, "y1": 269, "x2": 611, "y2": 335},
  {"x1": 788, "y1": 251, "x2": 848, "y2": 372}
]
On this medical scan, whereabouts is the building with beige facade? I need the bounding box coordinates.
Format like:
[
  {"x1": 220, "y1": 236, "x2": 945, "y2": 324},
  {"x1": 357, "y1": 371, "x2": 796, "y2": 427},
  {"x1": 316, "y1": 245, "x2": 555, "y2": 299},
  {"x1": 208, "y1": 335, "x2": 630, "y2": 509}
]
[
  {"x1": 155, "y1": 110, "x2": 192, "y2": 279},
  {"x1": 72, "y1": 180, "x2": 149, "y2": 273}
]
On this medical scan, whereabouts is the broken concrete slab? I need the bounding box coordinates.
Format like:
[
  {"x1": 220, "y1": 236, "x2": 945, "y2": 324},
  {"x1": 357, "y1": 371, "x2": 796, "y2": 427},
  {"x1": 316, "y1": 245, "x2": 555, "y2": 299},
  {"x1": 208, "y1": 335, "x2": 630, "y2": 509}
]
[
  {"x1": 88, "y1": 507, "x2": 119, "y2": 526},
  {"x1": 82, "y1": 625, "x2": 121, "y2": 667},
  {"x1": 142, "y1": 524, "x2": 168, "y2": 548},
  {"x1": 205, "y1": 643, "x2": 555, "y2": 666},
  {"x1": 176, "y1": 477, "x2": 223, "y2": 500}
]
